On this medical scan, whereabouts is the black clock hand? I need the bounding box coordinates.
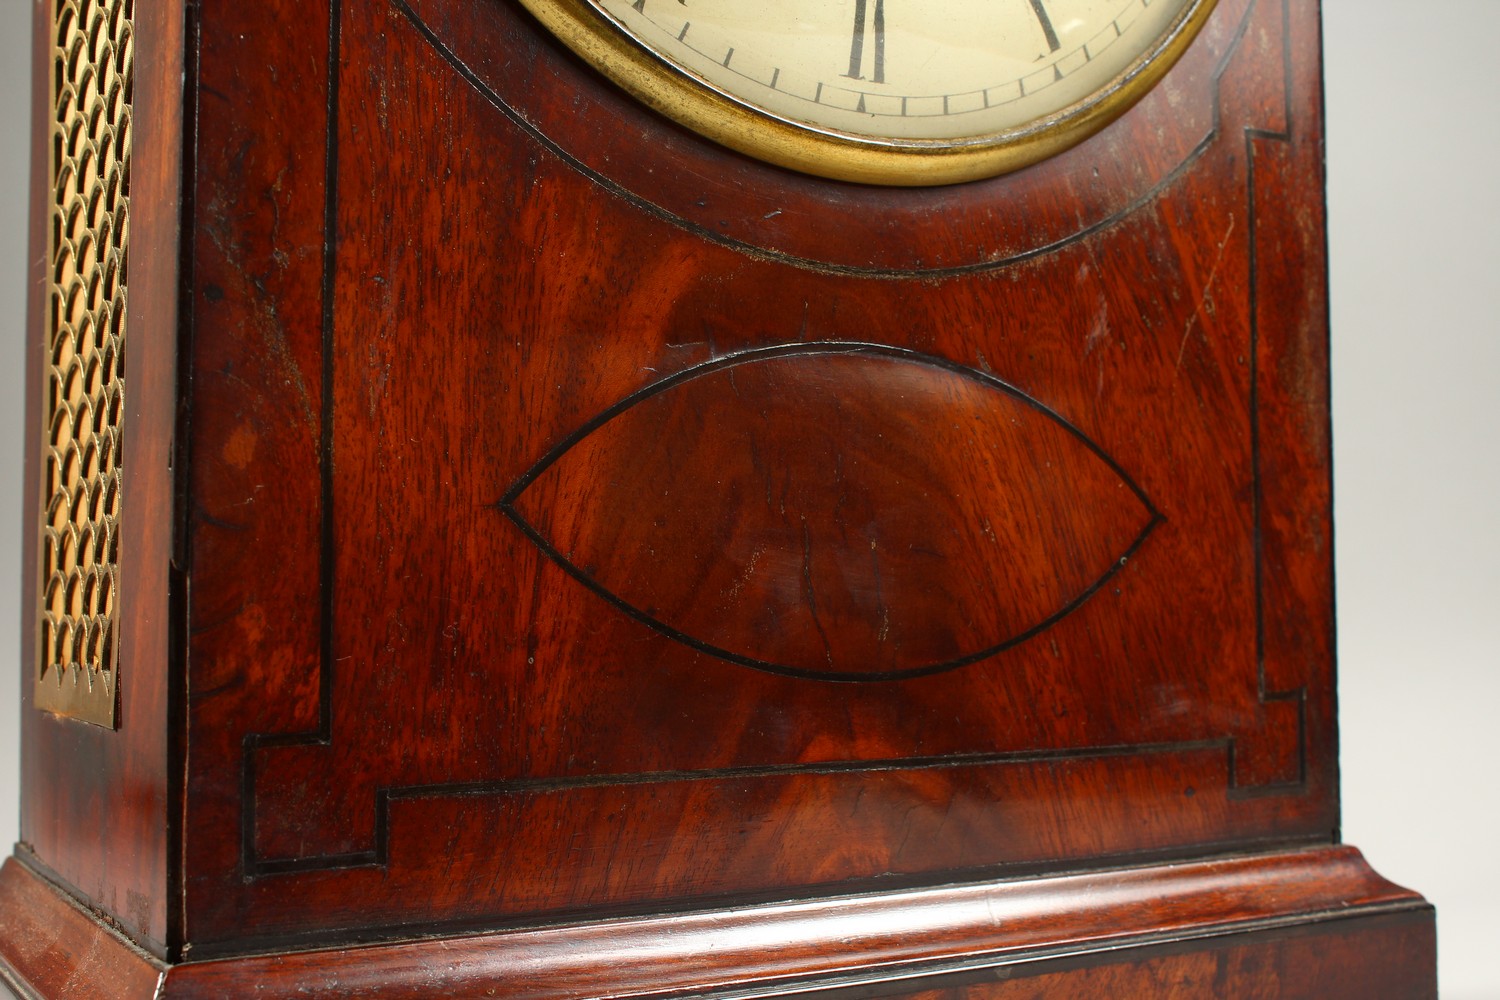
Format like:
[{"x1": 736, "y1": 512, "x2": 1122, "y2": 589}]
[
  {"x1": 845, "y1": 0, "x2": 886, "y2": 84},
  {"x1": 1028, "y1": 0, "x2": 1061, "y2": 52}
]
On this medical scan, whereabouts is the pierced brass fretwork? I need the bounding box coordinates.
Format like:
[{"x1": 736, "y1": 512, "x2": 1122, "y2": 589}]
[{"x1": 36, "y1": 0, "x2": 134, "y2": 728}]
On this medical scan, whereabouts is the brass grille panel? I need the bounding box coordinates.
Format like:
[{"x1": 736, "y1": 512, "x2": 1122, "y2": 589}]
[{"x1": 35, "y1": 0, "x2": 133, "y2": 727}]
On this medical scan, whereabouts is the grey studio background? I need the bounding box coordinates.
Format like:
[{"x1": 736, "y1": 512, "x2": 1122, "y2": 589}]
[{"x1": 1, "y1": 1, "x2": 1496, "y2": 995}]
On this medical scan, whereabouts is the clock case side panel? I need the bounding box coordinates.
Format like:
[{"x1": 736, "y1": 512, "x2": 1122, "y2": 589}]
[{"x1": 6, "y1": 0, "x2": 188, "y2": 960}]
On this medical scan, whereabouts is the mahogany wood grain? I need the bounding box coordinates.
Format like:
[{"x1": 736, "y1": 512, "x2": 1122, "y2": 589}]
[
  {"x1": 869, "y1": 915, "x2": 1436, "y2": 1000},
  {"x1": 16, "y1": 0, "x2": 186, "y2": 957},
  {"x1": 400, "y1": 0, "x2": 1226, "y2": 272},
  {"x1": 180, "y1": 0, "x2": 337, "y2": 953},
  {"x1": 0, "y1": 0, "x2": 1437, "y2": 992},
  {"x1": 502, "y1": 345, "x2": 1161, "y2": 680},
  {"x1": 176, "y1": 0, "x2": 1339, "y2": 947}
]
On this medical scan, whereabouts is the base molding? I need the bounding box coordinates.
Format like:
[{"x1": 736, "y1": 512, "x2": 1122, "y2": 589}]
[
  {"x1": 0, "y1": 855, "x2": 166, "y2": 999},
  {"x1": 0, "y1": 846, "x2": 1435, "y2": 998}
]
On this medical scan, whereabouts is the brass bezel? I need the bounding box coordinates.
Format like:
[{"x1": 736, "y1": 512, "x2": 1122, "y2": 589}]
[{"x1": 517, "y1": 0, "x2": 1219, "y2": 186}]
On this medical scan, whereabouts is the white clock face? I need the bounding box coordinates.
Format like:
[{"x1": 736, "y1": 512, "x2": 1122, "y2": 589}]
[
  {"x1": 520, "y1": 0, "x2": 1215, "y2": 182},
  {"x1": 592, "y1": 0, "x2": 1200, "y2": 140}
]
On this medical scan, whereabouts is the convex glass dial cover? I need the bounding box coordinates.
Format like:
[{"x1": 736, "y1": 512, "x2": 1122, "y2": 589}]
[{"x1": 519, "y1": 0, "x2": 1218, "y2": 184}]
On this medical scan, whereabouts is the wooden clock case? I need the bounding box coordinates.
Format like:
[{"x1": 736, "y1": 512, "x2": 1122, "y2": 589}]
[{"x1": 1, "y1": 0, "x2": 1436, "y2": 996}]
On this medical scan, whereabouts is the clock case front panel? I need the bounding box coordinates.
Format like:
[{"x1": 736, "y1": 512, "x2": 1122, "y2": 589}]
[
  {"x1": 162, "y1": 0, "x2": 1348, "y2": 954},
  {"x1": 0, "y1": 0, "x2": 1437, "y2": 989}
]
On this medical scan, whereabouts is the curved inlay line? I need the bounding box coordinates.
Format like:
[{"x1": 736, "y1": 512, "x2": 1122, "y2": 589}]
[
  {"x1": 501, "y1": 343, "x2": 1162, "y2": 681},
  {"x1": 393, "y1": 0, "x2": 1256, "y2": 278}
]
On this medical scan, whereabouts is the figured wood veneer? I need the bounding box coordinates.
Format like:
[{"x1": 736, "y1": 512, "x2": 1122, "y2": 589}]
[
  {"x1": 188, "y1": 0, "x2": 1328, "y2": 947},
  {"x1": 503, "y1": 343, "x2": 1160, "y2": 680},
  {"x1": 1, "y1": 0, "x2": 1436, "y2": 993}
]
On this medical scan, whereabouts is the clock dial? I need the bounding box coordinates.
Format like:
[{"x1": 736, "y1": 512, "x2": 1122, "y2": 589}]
[{"x1": 519, "y1": 0, "x2": 1216, "y2": 183}]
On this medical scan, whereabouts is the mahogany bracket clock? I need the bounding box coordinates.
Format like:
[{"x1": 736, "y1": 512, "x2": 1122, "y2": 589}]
[{"x1": 1, "y1": 0, "x2": 1437, "y2": 996}]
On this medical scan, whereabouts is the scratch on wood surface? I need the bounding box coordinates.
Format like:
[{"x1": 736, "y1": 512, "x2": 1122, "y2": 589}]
[
  {"x1": 1084, "y1": 294, "x2": 1110, "y2": 397},
  {"x1": 1175, "y1": 213, "x2": 1236, "y2": 376}
]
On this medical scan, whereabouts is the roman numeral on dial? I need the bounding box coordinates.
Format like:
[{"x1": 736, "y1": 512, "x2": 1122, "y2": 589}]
[{"x1": 845, "y1": 0, "x2": 887, "y2": 83}]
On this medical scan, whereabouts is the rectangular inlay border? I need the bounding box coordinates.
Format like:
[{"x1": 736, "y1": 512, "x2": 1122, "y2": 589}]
[{"x1": 239, "y1": 0, "x2": 1313, "y2": 879}]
